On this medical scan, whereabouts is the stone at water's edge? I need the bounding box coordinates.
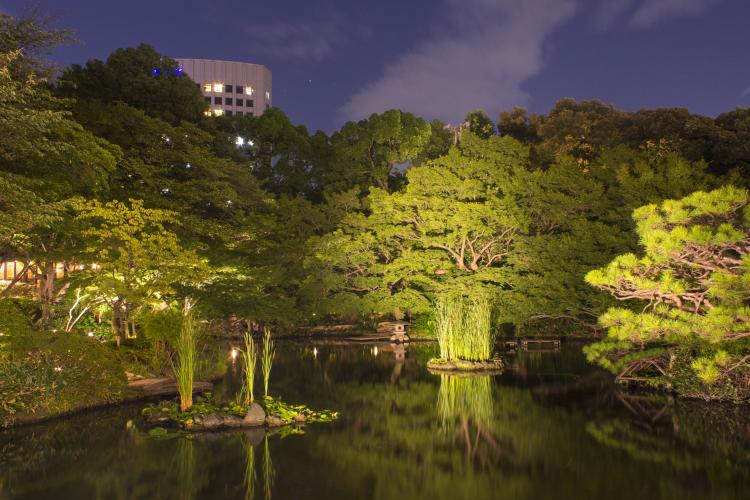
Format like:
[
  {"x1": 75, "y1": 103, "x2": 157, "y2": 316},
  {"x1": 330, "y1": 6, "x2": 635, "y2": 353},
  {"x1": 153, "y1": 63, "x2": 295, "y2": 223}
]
[
  {"x1": 293, "y1": 413, "x2": 307, "y2": 423},
  {"x1": 202, "y1": 413, "x2": 224, "y2": 430},
  {"x1": 243, "y1": 402, "x2": 266, "y2": 427},
  {"x1": 223, "y1": 415, "x2": 244, "y2": 428},
  {"x1": 266, "y1": 414, "x2": 285, "y2": 427}
]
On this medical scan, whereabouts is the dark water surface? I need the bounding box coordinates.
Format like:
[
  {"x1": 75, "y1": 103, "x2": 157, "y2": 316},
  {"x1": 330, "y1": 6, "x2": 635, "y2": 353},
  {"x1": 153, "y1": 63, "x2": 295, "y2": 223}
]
[{"x1": 2, "y1": 341, "x2": 749, "y2": 500}]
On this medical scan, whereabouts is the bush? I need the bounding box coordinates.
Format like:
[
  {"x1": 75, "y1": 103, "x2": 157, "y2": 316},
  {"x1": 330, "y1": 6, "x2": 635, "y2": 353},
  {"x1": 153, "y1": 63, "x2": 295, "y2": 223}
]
[{"x1": 0, "y1": 302, "x2": 127, "y2": 427}]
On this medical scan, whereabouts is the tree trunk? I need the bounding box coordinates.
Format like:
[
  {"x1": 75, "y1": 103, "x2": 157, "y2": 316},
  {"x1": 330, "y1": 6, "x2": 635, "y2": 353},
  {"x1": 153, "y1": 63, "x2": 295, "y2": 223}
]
[{"x1": 37, "y1": 262, "x2": 56, "y2": 326}]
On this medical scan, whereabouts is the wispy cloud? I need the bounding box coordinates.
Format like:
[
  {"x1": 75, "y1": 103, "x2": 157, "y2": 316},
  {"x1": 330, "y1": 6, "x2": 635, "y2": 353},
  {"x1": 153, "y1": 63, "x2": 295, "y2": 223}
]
[
  {"x1": 594, "y1": 0, "x2": 722, "y2": 29},
  {"x1": 244, "y1": 15, "x2": 347, "y2": 61},
  {"x1": 340, "y1": 0, "x2": 578, "y2": 124}
]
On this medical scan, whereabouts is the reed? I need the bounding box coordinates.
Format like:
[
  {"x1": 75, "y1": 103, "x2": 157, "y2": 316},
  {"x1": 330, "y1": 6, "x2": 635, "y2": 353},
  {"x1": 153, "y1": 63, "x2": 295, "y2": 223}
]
[
  {"x1": 239, "y1": 331, "x2": 257, "y2": 405},
  {"x1": 173, "y1": 298, "x2": 198, "y2": 412},
  {"x1": 434, "y1": 290, "x2": 495, "y2": 362},
  {"x1": 261, "y1": 327, "x2": 275, "y2": 397}
]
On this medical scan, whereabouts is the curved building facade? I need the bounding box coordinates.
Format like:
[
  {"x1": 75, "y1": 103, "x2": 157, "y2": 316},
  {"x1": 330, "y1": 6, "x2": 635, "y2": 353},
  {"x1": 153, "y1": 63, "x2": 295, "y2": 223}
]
[{"x1": 176, "y1": 58, "x2": 272, "y2": 117}]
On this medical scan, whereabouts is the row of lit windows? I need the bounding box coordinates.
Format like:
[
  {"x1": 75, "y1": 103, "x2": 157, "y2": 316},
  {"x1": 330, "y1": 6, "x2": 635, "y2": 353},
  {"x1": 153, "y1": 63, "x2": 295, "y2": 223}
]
[
  {"x1": 198, "y1": 82, "x2": 255, "y2": 95},
  {"x1": 203, "y1": 109, "x2": 255, "y2": 117},
  {"x1": 204, "y1": 96, "x2": 254, "y2": 107}
]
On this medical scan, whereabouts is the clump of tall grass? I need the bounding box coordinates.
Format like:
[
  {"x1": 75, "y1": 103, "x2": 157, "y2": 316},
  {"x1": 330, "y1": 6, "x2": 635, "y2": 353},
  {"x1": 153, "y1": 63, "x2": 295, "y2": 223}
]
[
  {"x1": 261, "y1": 327, "x2": 275, "y2": 397},
  {"x1": 434, "y1": 290, "x2": 495, "y2": 362},
  {"x1": 173, "y1": 298, "x2": 199, "y2": 412},
  {"x1": 239, "y1": 331, "x2": 257, "y2": 405}
]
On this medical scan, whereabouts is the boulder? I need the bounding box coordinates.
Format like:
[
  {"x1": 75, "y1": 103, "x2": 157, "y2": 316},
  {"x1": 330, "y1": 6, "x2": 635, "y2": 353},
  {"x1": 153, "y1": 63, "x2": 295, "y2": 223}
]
[
  {"x1": 266, "y1": 414, "x2": 285, "y2": 427},
  {"x1": 243, "y1": 403, "x2": 266, "y2": 427},
  {"x1": 293, "y1": 413, "x2": 307, "y2": 423},
  {"x1": 223, "y1": 415, "x2": 244, "y2": 428},
  {"x1": 202, "y1": 413, "x2": 224, "y2": 430}
]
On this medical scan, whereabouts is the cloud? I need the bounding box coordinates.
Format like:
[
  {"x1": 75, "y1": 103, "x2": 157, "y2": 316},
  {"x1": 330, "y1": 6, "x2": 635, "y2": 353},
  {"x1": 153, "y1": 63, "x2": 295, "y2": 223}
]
[
  {"x1": 340, "y1": 0, "x2": 578, "y2": 124},
  {"x1": 244, "y1": 15, "x2": 347, "y2": 61},
  {"x1": 593, "y1": 0, "x2": 722, "y2": 29}
]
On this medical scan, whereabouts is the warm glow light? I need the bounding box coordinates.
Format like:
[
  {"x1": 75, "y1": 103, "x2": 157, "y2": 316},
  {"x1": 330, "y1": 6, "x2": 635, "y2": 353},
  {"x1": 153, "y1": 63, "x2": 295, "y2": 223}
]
[
  {"x1": 203, "y1": 83, "x2": 212, "y2": 92},
  {"x1": 313, "y1": 347, "x2": 318, "y2": 358},
  {"x1": 213, "y1": 83, "x2": 224, "y2": 92},
  {"x1": 372, "y1": 346, "x2": 379, "y2": 357},
  {"x1": 213, "y1": 109, "x2": 224, "y2": 116},
  {"x1": 54, "y1": 366, "x2": 62, "y2": 372},
  {"x1": 231, "y1": 348, "x2": 239, "y2": 361},
  {"x1": 245, "y1": 86, "x2": 254, "y2": 95},
  {"x1": 87, "y1": 331, "x2": 94, "y2": 337},
  {"x1": 235, "y1": 136, "x2": 245, "y2": 146},
  {"x1": 203, "y1": 110, "x2": 212, "y2": 117}
]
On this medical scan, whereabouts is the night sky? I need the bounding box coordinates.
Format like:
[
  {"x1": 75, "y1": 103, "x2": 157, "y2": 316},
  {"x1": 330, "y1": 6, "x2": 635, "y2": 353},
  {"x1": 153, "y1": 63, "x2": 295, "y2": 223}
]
[{"x1": 2, "y1": 0, "x2": 749, "y2": 133}]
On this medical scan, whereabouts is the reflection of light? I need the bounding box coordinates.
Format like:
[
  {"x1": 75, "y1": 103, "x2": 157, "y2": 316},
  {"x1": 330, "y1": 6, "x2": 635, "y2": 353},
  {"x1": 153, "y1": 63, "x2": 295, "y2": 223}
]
[
  {"x1": 313, "y1": 347, "x2": 318, "y2": 358},
  {"x1": 87, "y1": 331, "x2": 94, "y2": 337},
  {"x1": 372, "y1": 346, "x2": 379, "y2": 357},
  {"x1": 230, "y1": 348, "x2": 239, "y2": 361}
]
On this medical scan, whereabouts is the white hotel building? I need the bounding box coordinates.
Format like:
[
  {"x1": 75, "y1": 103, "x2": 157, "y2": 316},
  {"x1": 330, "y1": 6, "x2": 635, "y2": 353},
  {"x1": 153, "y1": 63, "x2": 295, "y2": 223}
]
[{"x1": 176, "y1": 58, "x2": 272, "y2": 117}]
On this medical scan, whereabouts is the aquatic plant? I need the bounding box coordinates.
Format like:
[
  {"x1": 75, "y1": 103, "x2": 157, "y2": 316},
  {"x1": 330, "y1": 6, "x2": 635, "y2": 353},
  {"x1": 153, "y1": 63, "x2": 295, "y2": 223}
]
[
  {"x1": 434, "y1": 290, "x2": 495, "y2": 362},
  {"x1": 173, "y1": 298, "x2": 199, "y2": 412},
  {"x1": 261, "y1": 327, "x2": 275, "y2": 397},
  {"x1": 239, "y1": 331, "x2": 257, "y2": 405}
]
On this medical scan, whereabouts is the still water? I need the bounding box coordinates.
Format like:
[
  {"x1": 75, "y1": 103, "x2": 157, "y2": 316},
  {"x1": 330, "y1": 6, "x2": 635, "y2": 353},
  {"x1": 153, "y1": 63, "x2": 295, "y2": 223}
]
[{"x1": 1, "y1": 341, "x2": 749, "y2": 500}]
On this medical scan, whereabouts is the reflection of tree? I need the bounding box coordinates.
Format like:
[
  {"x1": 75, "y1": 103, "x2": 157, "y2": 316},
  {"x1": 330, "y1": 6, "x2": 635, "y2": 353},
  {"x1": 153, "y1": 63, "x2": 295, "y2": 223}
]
[
  {"x1": 437, "y1": 374, "x2": 502, "y2": 466},
  {"x1": 587, "y1": 391, "x2": 750, "y2": 479}
]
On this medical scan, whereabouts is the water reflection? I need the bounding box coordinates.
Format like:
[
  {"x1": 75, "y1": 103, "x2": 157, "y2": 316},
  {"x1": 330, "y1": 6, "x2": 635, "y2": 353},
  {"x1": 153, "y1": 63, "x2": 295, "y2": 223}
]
[{"x1": 1, "y1": 343, "x2": 749, "y2": 499}]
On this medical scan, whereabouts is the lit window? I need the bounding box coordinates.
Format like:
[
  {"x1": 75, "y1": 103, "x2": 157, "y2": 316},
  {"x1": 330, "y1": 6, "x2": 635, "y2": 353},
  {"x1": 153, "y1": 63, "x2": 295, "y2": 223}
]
[
  {"x1": 213, "y1": 83, "x2": 223, "y2": 92},
  {"x1": 213, "y1": 109, "x2": 224, "y2": 116},
  {"x1": 204, "y1": 110, "x2": 212, "y2": 117},
  {"x1": 245, "y1": 86, "x2": 254, "y2": 96},
  {"x1": 265, "y1": 91, "x2": 270, "y2": 100},
  {"x1": 203, "y1": 83, "x2": 212, "y2": 92}
]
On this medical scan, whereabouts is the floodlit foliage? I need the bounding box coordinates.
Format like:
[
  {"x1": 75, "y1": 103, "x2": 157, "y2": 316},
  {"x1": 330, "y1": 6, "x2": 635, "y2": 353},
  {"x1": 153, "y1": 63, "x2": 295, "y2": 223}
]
[
  {"x1": 173, "y1": 298, "x2": 199, "y2": 412},
  {"x1": 239, "y1": 331, "x2": 257, "y2": 405},
  {"x1": 585, "y1": 186, "x2": 750, "y2": 399},
  {"x1": 261, "y1": 327, "x2": 275, "y2": 397},
  {"x1": 434, "y1": 289, "x2": 494, "y2": 362}
]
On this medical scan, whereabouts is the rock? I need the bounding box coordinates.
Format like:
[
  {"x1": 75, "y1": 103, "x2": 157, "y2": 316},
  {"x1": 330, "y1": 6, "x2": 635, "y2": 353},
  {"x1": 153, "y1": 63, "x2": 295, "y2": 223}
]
[
  {"x1": 202, "y1": 413, "x2": 224, "y2": 430},
  {"x1": 293, "y1": 413, "x2": 307, "y2": 423},
  {"x1": 144, "y1": 410, "x2": 170, "y2": 425},
  {"x1": 243, "y1": 403, "x2": 266, "y2": 427},
  {"x1": 266, "y1": 414, "x2": 285, "y2": 427},
  {"x1": 223, "y1": 415, "x2": 244, "y2": 428}
]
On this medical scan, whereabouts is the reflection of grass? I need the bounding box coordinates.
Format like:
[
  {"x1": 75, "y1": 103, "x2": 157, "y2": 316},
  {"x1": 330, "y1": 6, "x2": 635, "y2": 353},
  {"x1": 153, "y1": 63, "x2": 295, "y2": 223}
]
[
  {"x1": 261, "y1": 328, "x2": 275, "y2": 397},
  {"x1": 437, "y1": 374, "x2": 494, "y2": 432},
  {"x1": 263, "y1": 436, "x2": 275, "y2": 500},
  {"x1": 243, "y1": 437, "x2": 256, "y2": 500},
  {"x1": 434, "y1": 291, "x2": 495, "y2": 362},
  {"x1": 176, "y1": 438, "x2": 195, "y2": 500},
  {"x1": 239, "y1": 332, "x2": 257, "y2": 405}
]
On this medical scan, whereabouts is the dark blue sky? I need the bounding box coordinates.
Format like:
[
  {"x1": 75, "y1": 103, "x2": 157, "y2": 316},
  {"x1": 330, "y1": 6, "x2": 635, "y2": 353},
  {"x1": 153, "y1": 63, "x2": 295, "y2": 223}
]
[{"x1": 3, "y1": 0, "x2": 749, "y2": 133}]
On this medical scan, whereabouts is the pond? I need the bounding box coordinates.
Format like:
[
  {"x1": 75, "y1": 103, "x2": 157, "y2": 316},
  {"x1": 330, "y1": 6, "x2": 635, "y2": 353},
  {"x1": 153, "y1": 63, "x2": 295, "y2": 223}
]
[{"x1": 1, "y1": 340, "x2": 749, "y2": 499}]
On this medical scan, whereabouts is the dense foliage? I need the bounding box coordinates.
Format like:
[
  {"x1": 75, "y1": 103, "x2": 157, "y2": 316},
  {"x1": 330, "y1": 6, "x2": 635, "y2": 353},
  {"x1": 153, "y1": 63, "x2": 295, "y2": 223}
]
[
  {"x1": 1, "y1": 10, "x2": 749, "y2": 416},
  {"x1": 585, "y1": 187, "x2": 750, "y2": 399}
]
